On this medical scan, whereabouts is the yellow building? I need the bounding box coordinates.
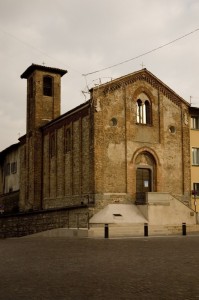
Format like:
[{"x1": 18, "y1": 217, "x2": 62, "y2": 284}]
[{"x1": 190, "y1": 106, "x2": 199, "y2": 211}]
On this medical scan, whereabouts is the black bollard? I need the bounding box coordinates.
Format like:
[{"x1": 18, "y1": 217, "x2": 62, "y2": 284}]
[
  {"x1": 182, "y1": 222, "x2": 186, "y2": 236},
  {"x1": 144, "y1": 223, "x2": 148, "y2": 237},
  {"x1": 104, "y1": 223, "x2": 109, "y2": 238}
]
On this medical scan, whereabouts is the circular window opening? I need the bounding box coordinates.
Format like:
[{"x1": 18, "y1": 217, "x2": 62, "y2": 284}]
[
  {"x1": 110, "y1": 118, "x2": 117, "y2": 126},
  {"x1": 169, "y1": 126, "x2": 176, "y2": 134}
]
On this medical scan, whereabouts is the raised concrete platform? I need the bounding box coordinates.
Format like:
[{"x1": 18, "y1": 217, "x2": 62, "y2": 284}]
[
  {"x1": 139, "y1": 192, "x2": 196, "y2": 225},
  {"x1": 89, "y1": 204, "x2": 148, "y2": 224}
]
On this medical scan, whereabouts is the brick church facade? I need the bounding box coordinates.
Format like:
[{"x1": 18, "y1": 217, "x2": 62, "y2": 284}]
[{"x1": 0, "y1": 64, "x2": 193, "y2": 224}]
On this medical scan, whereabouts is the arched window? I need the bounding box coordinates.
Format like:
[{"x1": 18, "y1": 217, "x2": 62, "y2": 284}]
[
  {"x1": 43, "y1": 76, "x2": 53, "y2": 96},
  {"x1": 136, "y1": 94, "x2": 151, "y2": 125},
  {"x1": 136, "y1": 99, "x2": 142, "y2": 123},
  {"x1": 145, "y1": 100, "x2": 151, "y2": 125}
]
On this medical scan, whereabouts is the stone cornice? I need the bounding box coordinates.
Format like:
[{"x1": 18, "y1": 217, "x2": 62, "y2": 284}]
[{"x1": 101, "y1": 69, "x2": 189, "y2": 108}]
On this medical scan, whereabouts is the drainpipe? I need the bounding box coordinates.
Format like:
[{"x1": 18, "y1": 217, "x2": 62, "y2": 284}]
[{"x1": 180, "y1": 105, "x2": 185, "y2": 196}]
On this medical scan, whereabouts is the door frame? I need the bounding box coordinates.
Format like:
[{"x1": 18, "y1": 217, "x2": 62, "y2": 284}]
[
  {"x1": 135, "y1": 165, "x2": 153, "y2": 204},
  {"x1": 136, "y1": 165, "x2": 153, "y2": 192}
]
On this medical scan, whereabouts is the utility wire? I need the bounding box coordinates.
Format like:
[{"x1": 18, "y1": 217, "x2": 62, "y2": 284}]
[
  {"x1": 82, "y1": 28, "x2": 199, "y2": 77},
  {"x1": 0, "y1": 26, "x2": 81, "y2": 74}
]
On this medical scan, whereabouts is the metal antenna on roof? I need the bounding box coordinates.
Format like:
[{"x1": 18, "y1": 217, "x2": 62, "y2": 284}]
[{"x1": 81, "y1": 90, "x2": 89, "y2": 101}]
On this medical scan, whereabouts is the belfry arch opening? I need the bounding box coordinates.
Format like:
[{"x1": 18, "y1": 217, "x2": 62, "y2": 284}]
[{"x1": 135, "y1": 151, "x2": 157, "y2": 204}]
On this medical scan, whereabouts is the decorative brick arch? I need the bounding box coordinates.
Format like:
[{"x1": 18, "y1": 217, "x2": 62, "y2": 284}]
[
  {"x1": 132, "y1": 86, "x2": 155, "y2": 104},
  {"x1": 128, "y1": 147, "x2": 161, "y2": 201},
  {"x1": 131, "y1": 147, "x2": 161, "y2": 166}
]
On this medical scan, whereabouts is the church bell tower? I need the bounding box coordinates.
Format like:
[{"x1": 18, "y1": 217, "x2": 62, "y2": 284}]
[
  {"x1": 20, "y1": 64, "x2": 67, "y2": 210},
  {"x1": 21, "y1": 64, "x2": 67, "y2": 132}
]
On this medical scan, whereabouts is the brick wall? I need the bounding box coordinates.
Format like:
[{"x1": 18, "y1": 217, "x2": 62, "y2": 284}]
[
  {"x1": 0, "y1": 205, "x2": 88, "y2": 238},
  {"x1": 42, "y1": 106, "x2": 93, "y2": 209},
  {"x1": 91, "y1": 70, "x2": 191, "y2": 211},
  {"x1": 19, "y1": 131, "x2": 43, "y2": 211},
  {"x1": 0, "y1": 191, "x2": 19, "y2": 213}
]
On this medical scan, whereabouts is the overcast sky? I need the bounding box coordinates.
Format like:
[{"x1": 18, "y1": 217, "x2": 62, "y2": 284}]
[{"x1": 0, "y1": 0, "x2": 198, "y2": 150}]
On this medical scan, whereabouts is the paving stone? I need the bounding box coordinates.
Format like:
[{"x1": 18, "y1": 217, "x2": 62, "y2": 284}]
[{"x1": 0, "y1": 236, "x2": 199, "y2": 299}]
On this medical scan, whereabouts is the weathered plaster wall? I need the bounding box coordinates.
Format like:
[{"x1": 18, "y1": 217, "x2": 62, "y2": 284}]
[{"x1": 0, "y1": 145, "x2": 20, "y2": 194}]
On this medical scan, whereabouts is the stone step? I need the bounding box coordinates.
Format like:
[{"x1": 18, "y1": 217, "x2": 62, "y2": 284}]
[
  {"x1": 22, "y1": 224, "x2": 199, "y2": 238},
  {"x1": 88, "y1": 224, "x2": 199, "y2": 238},
  {"x1": 89, "y1": 224, "x2": 148, "y2": 238}
]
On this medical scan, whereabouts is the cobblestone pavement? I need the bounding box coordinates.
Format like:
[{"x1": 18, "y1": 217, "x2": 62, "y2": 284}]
[{"x1": 1, "y1": 236, "x2": 199, "y2": 300}]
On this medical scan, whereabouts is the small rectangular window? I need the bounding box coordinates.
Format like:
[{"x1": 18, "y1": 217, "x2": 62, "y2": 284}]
[
  {"x1": 11, "y1": 162, "x2": 17, "y2": 174},
  {"x1": 193, "y1": 183, "x2": 199, "y2": 196},
  {"x1": 191, "y1": 117, "x2": 199, "y2": 129},
  {"x1": 192, "y1": 148, "x2": 199, "y2": 165}
]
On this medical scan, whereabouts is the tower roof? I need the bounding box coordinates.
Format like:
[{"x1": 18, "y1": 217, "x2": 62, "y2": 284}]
[{"x1": 20, "y1": 64, "x2": 67, "y2": 79}]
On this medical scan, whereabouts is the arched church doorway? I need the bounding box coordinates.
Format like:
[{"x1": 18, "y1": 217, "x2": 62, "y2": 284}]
[{"x1": 135, "y1": 151, "x2": 156, "y2": 204}]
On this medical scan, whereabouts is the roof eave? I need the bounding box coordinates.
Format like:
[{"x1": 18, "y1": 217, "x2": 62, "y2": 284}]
[{"x1": 21, "y1": 64, "x2": 67, "y2": 79}]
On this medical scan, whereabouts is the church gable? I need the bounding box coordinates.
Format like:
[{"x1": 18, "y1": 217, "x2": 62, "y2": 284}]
[
  {"x1": 91, "y1": 68, "x2": 190, "y2": 203},
  {"x1": 98, "y1": 69, "x2": 189, "y2": 108},
  {"x1": 91, "y1": 68, "x2": 190, "y2": 146}
]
